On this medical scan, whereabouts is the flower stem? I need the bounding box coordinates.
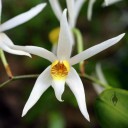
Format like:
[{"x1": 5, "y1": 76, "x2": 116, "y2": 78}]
[
  {"x1": 0, "y1": 73, "x2": 110, "y2": 89},
  {"x1": 0, "y1": 49, "x2": 13, "y2": 78},
  {"x1": 72, "y1": 28, "x2": 85, "y2": 75},
  {"x1": 80, "y1": 73, "x2": 111, "y2": 88},
  {"x1": 0, "y1": 74, "x2": 39, "y2": 88}
]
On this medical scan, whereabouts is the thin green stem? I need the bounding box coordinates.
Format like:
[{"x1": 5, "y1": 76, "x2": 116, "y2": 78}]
[
  {"x1": 80, "y1": 73, "x2": 111, "y2": 88},
  {"x1": 0, "y1": 49, "x2": 13, "y2": 78},
  {"x1": 0, "y1": 74, "x2": 39, "y2": 88},
  {"x1": 72, "y1": 28, "x2": 85, "y2": 74},
  {"x1": 72, "y1": 28, "x2": 83, "y2": 53},
  {"x1": 0, "y1": 49, "x2": 8, "y2": 66},
  {"x1": 0, "y1": 73, "x2": 111, "y2": 89}
]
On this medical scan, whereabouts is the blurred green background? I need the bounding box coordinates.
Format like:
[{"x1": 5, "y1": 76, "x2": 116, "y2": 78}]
[{"x1": 0, "y1": 0, "x2": 128, "y2": 128}]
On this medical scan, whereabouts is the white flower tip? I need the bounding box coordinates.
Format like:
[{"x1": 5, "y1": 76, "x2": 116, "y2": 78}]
[
  {"x1": 36, "y1": 3, "x2": 47, "y2": 10},
  {"x1": 63, "y1": 8, "x2": 67, "y2": 15},
  {"x1": 52, "y1": 80, "x2": 65, "y2": 102},
  {"x1": 87, "y1": 9, "x2": 92, "y2": 21},
  {"x1": 59, "y1": 99, "x2": 64, "y2": 102},
  {"x1": 83, "y1": 112, "x2": 90, "y2": 122},
  {"x1": 86, "y1": 115, "x2": 90, "y2": 122},
  {"x1": 26, "y1": 53, "x2": 32, "y2": 58},
  {"x1": 112, "y1": 33, "x2": 125, "y2": 44},
  {"x1": 21, "y1": 110, "x2": 26, "y2": 117},
  {"x1": 87, "y1": 16, "x2": 91, "y2": 21},
  {"x1": 115, "y1": 33, "x2": 125, "y2": 42},
  {"x1": 120, "y1": 33, "x2": 125, "y2": 38},
  {"x1": 56, "y1": 95, "x2": 64, "y2": 102}
]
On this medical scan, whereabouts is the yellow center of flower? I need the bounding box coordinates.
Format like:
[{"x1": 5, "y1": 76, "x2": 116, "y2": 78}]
[
  {"x1": 51, "y1": 60, "x2": 70, "y2": 80},
  {"x1": 49, "y1": 27, "x2": 60, "y2": 44}
]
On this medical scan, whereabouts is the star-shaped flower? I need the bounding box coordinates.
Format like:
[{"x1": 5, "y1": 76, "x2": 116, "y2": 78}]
[
  {"x1": 0, "y1": 0, "x2": 46, "y2": 56},
  {"x1": 13, "y1": 9, "x2": 125, "y2": 121}
]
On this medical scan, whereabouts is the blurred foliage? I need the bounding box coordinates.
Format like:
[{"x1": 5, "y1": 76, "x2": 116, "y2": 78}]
[
  {"x1": 48, "y1": 112, "x2": 65, "y2": 128},
  {"x1": 95, "y1": 88, "x2": 128, "y2": 128}
]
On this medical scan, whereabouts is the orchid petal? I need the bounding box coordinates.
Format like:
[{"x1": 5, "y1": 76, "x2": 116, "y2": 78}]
[
  {"x1": 102, "y1": 0, "x2": 122, "y2": 6},
  {"x1": 92, "y1": 63, "x2": 107, "y2": 94},
  {"x1": 87, "y1": 0, "x2": 96, "y2": 21},
  {"x1": 0, "y1": 33, "x2": 31, "y2": 57},
  {"x1": 0, "y1": 33, "x2": 14, "y2": 45},
  {"x1": 75, "y1": 0, "x2": 85, "y2": 22},
  {"x1": 57, "y1": 9, "x2": 73, "y2": 60},
  {"x1": 52, "y1": 80, "x2": 65, "y2": 102},
  {"x1": 70, "y1": 33, "x2": 125, "y2": 65},
  {"x1": 66, "y1": 0, "x2": 75, "y2": 28},
  {"x1": 66, "y1": 67, "x2": 90, "y2": 121},
  {"x1": 49, "y1": 0, "x2": 62, "y2": 21},
  {"x1": 22, "y1": 66, "x2": 52, "y2": 117},
  {"x1": 0, "y1": 3, "x2": 46, "y2": 32},
  {"x1": 92, "y1": 82, "x2": 104, "y2": 94},
  {"x1": 11, "y1": 45, "x2": 57, "y2": 62},
  {"x1": 0, "y1": 43, "x2": 30, "y2": 57},
  {"x1": 96, "y1": 63, "x2": 108, "y2": 84}
]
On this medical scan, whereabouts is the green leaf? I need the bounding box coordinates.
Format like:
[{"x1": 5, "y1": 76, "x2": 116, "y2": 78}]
[{"x1": 95, "y1": 88, "x2": 128, "y2": 128}]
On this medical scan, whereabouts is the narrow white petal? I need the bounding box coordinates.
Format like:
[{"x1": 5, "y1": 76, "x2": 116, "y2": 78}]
[
  {"x1": 0, "y1": 43, "x2": 31, "y2": 57},
  {"x1": 0, "y1": 3, "x2": 46, "y2": 32},
  {"x1": 52, "y1": 80, "x2": 65, "y2": 102},
  {"x1": 57, "y1": 9, "x2": 73, "y2": 60},
  {"x1": 49, "y1": 0, "x2": 62, "y2": 21},
  {"x1": 92, "y1": 63, "x2": 107, "y2": 94},
  {"x1": 22, "y1": 66, "x2": 52, "y2": 117},
  {"x1": 0, "y1": 0, "x2": 2, "y2": 22},
  {"x1": 70, "y1": 33, "x2": 125, "y2": 65},
  {"x1": 0, "y1": 33, "x2": 31, "y2": 57},
  {"x1": 92, "y1": 82, "x2": 104, "y2": 94},
  {"x1": 87, "y1": 0, "x2": 96, "y2": 21},
  {"x1": 102, "y1": 0, "x2": 122, "y2": 6},
  {"x1": 66, "y1": 67, "x2": 90, "y2": 121},
  {"x1": 96, "y1": 63, "x2": 108, "y2": 84},
  {"x1": 66, "y1": 0, "x2": 75, "y2": 28},
  {"x1": 11, "y1": 45, "x2": 57, "y2": 62},
  {"x1": 0, "y1": 33, "x2": 13, "y2": 45},
  {"x1": 75, "y1": 0, "x2": 85, "y2": 22}
]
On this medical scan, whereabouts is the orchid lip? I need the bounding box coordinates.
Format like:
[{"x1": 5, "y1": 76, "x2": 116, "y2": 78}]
[{"x1": 51, "y1": 60, "x2": 70, "y2": 81}]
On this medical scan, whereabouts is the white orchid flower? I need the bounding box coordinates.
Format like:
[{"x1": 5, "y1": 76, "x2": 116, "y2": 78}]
[
  {"x1": 14, "y1": 9, "x2": 125, "y2": 120},
  {"x1": 0, "y1": 0, "x2": 46, "y2": 57},
  {"x1": 49, "y1": 0, "x2": 85, "y2": 53},
  {"x1": 87, "y1": 0, "x2": 122, "y2": 21},
  {"x1": 49, "y1": 0, "x2": 85, "y2": 28},
  {"x1": 92, "y1": 63, "x2": 108, "y2": 94}
]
